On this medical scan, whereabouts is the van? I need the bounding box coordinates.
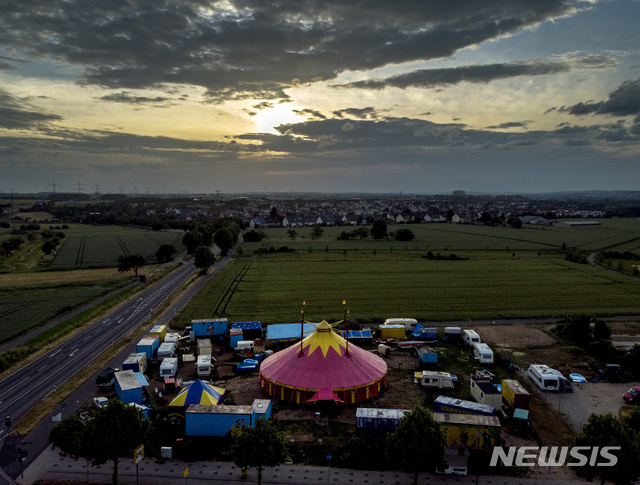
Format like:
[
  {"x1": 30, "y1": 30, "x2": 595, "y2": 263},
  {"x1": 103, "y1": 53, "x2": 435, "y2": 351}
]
[
  {"x1": 462, "y1": 330, "x2": 481, "y2": 346},
  {"x1": 235, "y1": 340, "x2": 254, "y2": 352},
  {"x1": 472, "y1": 343, "x2": 494, "y2": 364},
  {"x1": 528, "y1": 364, "x2": 573, "y2": 392}
]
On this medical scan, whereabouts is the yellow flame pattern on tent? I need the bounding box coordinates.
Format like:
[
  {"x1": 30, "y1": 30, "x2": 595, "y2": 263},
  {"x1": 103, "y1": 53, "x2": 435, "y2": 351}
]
[{"x1": 299, "y1": 320, "x2": 346, "y2": 358}]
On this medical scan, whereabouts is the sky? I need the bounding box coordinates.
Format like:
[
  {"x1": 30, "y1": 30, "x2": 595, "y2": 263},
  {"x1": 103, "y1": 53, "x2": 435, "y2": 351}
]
[{"x1": 1, "y1": 0, "x2": 640, "y2": 195}]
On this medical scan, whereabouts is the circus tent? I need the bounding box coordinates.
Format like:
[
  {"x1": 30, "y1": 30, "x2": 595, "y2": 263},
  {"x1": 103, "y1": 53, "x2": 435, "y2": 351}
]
[
  {"x1": 259, "y1": 320, "x2": 387, "y2": 404},
  {"x1": 168, "y1": 379, "x2": 226, "y2": 408}
]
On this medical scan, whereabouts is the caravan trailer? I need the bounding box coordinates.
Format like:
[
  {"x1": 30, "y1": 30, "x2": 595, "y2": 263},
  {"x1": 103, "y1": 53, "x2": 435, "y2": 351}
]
[
  {"x1": 472, "y1": 343, "x2": 494, "y2": 364},
  {"x1": 462, "y1": 330, "x2": 481, "y2": 346},
  {"x1": 528, "y1": 364, "x2": 573, "y2": 392},
  {"x1": 384, "y1": 318, "x2": 418, "y2": 330}
]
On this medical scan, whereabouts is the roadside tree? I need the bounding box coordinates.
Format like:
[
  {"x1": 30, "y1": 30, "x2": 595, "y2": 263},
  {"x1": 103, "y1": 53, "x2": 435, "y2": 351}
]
[
  {"x1": 117, "y1": 254, "x2": 146, "y2": 277},
  {"x1": 194, "y1": 246, "x2": 215, "y2": 272},
  {"x1": 231, "y1": 418, "x2": 287, "y2": 485},
  {"x1": 385, "y1": 406, "x2": 447, "y2": 485},
  {"x1": 213, "y1": 227, "x2": 235, "y2": 255},
  {"x1": 155, "y1": 243, "x2": 177, "y2": 263},
  {"x1": 572, "y1": 413, "x2": 639, "y2": 485},
  {"x1": 287, "y1": 228, "x2": 298, "y2": 241},
  {"x1": 82, "y1": 399, "x2": 154, "y2": 485}
]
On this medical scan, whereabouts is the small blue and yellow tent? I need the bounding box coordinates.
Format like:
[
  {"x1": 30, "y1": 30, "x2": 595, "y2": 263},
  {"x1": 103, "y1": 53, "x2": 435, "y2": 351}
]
[{"x1": 168, "y1": 379, "x2": 226, "y2": 408}]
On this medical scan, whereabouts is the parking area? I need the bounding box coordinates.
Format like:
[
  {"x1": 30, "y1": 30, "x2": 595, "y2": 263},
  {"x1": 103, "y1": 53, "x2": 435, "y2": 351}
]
[{"x1": 534, "y1": 381, "x2": 633, "y2": 432}]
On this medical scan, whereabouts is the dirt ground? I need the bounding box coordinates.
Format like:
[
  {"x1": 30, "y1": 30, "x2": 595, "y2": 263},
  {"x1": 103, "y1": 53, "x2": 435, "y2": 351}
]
[{"x1": 473, "y1": 323, "x2": 556, "y2": 349}]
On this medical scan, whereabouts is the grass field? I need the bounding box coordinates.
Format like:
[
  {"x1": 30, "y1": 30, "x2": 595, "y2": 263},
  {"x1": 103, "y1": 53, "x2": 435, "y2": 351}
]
[
  {"x1": 174, "y1": 253, "x2": 640, "y2": 326},
  {"x1": 50, "y1": 225, "x2": 185, "y2": 269},
  {"x1": 0, "y1": 278, "x2": 130, "y2": 342},
  {"x1": 242, "y1": 219, "x2": 640, "y2": 253}
]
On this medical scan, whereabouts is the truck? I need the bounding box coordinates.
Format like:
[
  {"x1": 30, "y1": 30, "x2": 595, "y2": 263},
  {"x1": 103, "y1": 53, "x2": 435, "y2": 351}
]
[
  {"x1": 444, "y1": 327, "x2": 461, "y2": 339},
  {"x1": 501, "y1": 379, "x2": 530, "y2": 411},
  {"x1": 433, "y1": 395, "x2": 495, "y2": 417},
  {"x1": 472, "y1": 343, "x2": 494, "y2": 364},
  {"x1": 414, "y1": 371, "x2": 455, "y2": 389},
  {"x1": 527, "y1": 364, "x2": 573, "y2": 392}
]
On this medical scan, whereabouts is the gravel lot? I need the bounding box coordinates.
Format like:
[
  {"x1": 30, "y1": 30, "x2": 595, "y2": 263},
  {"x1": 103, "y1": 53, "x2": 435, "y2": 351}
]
[{"x1": 531, "y1": 381, "x2": 633, "y2": 432}]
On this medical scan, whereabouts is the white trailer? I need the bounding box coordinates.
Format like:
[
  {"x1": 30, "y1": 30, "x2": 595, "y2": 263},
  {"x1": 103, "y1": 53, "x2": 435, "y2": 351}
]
[
  {"x1": 414, "y1": 371, "x2": 455, "y2": 389},
  {"x1": 472, "y1": 343, "x2": 494, "y2": 364},
  {"x1": 157, "y1": 342, "x2": 176, "y2": 359},
  {"x1": 462, "y1": 330, "x2": 481, "y2": 345},
  {"x1": 159, "y1": 357, "x2": 178, "y2": 378},
  {"x1": 384, "y1": 318, "x2": 418, "y2": 330},
  {"x1": 528, "y1": 364, "x2": 573, "y2": 392},
  {"x1": 197, "y1": 355, "x2": 212, "y2": 377}
]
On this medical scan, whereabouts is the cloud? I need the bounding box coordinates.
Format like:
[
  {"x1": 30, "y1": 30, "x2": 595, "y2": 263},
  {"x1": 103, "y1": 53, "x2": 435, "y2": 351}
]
[
  {"x1": 486, "y1": 121, "x2": 531, "y2": 129},
  {"x1": 293, "y1": 108, "x2": 326, "y2": 120},
  {"x1": 0, "y1": 88, "x2": 62, "y2": 129},
  {"x1": 558, "y1": 77, "x2": 640, "y2": 118},
  {"x1": 333, "y1": 107, "x2": 379, "y2": 120},
  {"x1": 99, "y1": 92, "x2": 170, "y2": 105},
  {"x1": 337, "y1": 59, "x2": 574, "y2": 90},
  {"x1": 0, "y1": 0, "x2": 578, "y2": 102}
]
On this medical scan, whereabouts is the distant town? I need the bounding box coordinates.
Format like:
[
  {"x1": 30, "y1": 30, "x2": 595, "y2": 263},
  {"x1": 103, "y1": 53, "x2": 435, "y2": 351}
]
[{"x1": 2, "y1": 190, "x2": 640, "y2": 229}]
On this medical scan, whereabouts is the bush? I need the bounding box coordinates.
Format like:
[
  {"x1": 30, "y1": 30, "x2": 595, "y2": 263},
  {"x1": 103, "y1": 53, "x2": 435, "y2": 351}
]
[
  {"x1": 394, "y1": 228, "x2": 415, "y2": 241},
  {"x1": 243, "y1": 229, "x2": 266, "y2": 242}
]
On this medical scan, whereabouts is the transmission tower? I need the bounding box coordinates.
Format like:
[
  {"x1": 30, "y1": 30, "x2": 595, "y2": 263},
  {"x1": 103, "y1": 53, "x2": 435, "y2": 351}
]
[
  {"x1": 48, "y1": 179, "x2": 61, "y2": 194},
  {"x1": 93, "y1": 183, "x2": 101, "y2": 201}
]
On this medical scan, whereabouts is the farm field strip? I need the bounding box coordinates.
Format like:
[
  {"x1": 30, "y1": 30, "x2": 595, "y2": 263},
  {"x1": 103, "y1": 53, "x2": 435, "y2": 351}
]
[
  {"x1": 178, "y1": 257, "x2": 640, "y2": 325},
  {"x1": 51, "y1": 227, "x2": 185, "y2": 269},
  {"x1": 0, "y1": 282, "x2": 124, "y2": 342},
  {"x1": 243, "y1": 219, "x2": 640, "y2": 253}
]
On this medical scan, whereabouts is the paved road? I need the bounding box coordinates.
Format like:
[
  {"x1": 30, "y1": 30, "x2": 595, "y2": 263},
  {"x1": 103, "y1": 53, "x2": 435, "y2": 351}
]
[
  {"x1": 0, "y1": 242, "x2": 237, "y2": 484},
  {"x1": 17, "y1": 443, "x2": 584, "y2": 485}
]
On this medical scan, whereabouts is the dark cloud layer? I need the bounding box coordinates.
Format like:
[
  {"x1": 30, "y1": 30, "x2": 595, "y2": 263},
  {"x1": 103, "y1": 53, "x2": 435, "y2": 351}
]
[
  {"x1": 0, "y1": 88, "x2": 62, "y2": 129},
  {"x1": 559, "y1": 78, "x2": 640, "y2": 118},
  {"x1": 0, "y1": 0, "x2": 578, "y2": 102},
  {"x1": 338, "y1": 60, "x2": 573, "y2": 90}
]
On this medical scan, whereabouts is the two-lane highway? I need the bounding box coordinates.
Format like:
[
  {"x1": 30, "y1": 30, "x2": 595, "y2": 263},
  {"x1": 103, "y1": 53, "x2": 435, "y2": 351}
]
[{"x1": 0, "y1": 260, "x2": 196, "y2": 441}]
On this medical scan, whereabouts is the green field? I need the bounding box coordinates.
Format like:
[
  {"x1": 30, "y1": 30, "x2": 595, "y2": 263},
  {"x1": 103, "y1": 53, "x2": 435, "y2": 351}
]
[
  {"x1": 0, "y1": 279, "x2": 128, "y2": 342},
  {"x1": 51, "y1": 226, "x2": 185, "y2": 269},
  {"x1": 174, "y1": 253, "x2": 640, "y2": 326},
  {"x1": 242, "y1": 219, "x2": 640, "y2": 253},
  {"x1": 172, "y1": 219, "x2": 640, "y2": 325}
]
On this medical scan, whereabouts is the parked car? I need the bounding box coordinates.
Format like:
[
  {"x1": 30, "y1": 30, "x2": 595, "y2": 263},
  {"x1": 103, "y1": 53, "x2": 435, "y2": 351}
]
[
  {"x1": 623, "y1": 386, "x2": 640, "y2": 404},
  {"x1": 93, "y1": 397, "x2": 109, "y2": 409}
]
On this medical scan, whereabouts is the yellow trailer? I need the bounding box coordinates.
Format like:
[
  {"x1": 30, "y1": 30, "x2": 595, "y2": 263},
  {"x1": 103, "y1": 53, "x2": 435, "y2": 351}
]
[
  {"x1": 150, "y1": 324, "x2": 167, "y2": 344},
  {"x1": 379, "y1": 325, "x2": 406, "y2": 340}
]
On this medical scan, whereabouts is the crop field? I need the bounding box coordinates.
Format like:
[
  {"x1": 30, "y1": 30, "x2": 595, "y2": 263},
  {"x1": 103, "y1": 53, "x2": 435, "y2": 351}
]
[
  {"x1": 175, "y1": 254, "x2": 640, "y2": 326},
  {"x1": 0, "y1": 279, "x2": 127, "y2": 342},
  {"x1": 50, "y1": 226, "x2": 185, "y2": 269},
  {"x1": 242, "y1": 219, "x2": 640, "y2": 253}
]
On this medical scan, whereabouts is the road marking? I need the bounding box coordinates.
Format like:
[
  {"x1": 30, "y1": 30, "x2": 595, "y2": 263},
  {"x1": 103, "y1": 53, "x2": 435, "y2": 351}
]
[
  {"x1": 0, "y1": 376, "x2": 31, "y2": 399},
  {"x1": 49, "y1": 349, "x2": 62, "y2": 358},
  {"x1": 38, "y1": 365, "x2": 47, "y2": 372}
]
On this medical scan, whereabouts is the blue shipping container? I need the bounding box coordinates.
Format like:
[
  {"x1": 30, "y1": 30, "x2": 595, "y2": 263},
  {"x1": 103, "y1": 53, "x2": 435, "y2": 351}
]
[
  {"x1": 433, "y1": 395, "x2": 495, "y2": 416},
  {"x1": 192, "y1": 319, "x2": 228, "y2": 338}
]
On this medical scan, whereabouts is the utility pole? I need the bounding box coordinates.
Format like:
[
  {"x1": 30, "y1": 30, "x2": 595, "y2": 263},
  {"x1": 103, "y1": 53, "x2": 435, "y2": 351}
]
[{"x1": 75, "y1": 182, "x2": 84, "y2": 197}]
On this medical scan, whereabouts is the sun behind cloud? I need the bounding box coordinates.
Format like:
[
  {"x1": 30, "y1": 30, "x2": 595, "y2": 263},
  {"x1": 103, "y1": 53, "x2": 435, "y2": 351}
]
[{"x1": 253, "y1": 102, "x2": 304, "y2": 134}]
